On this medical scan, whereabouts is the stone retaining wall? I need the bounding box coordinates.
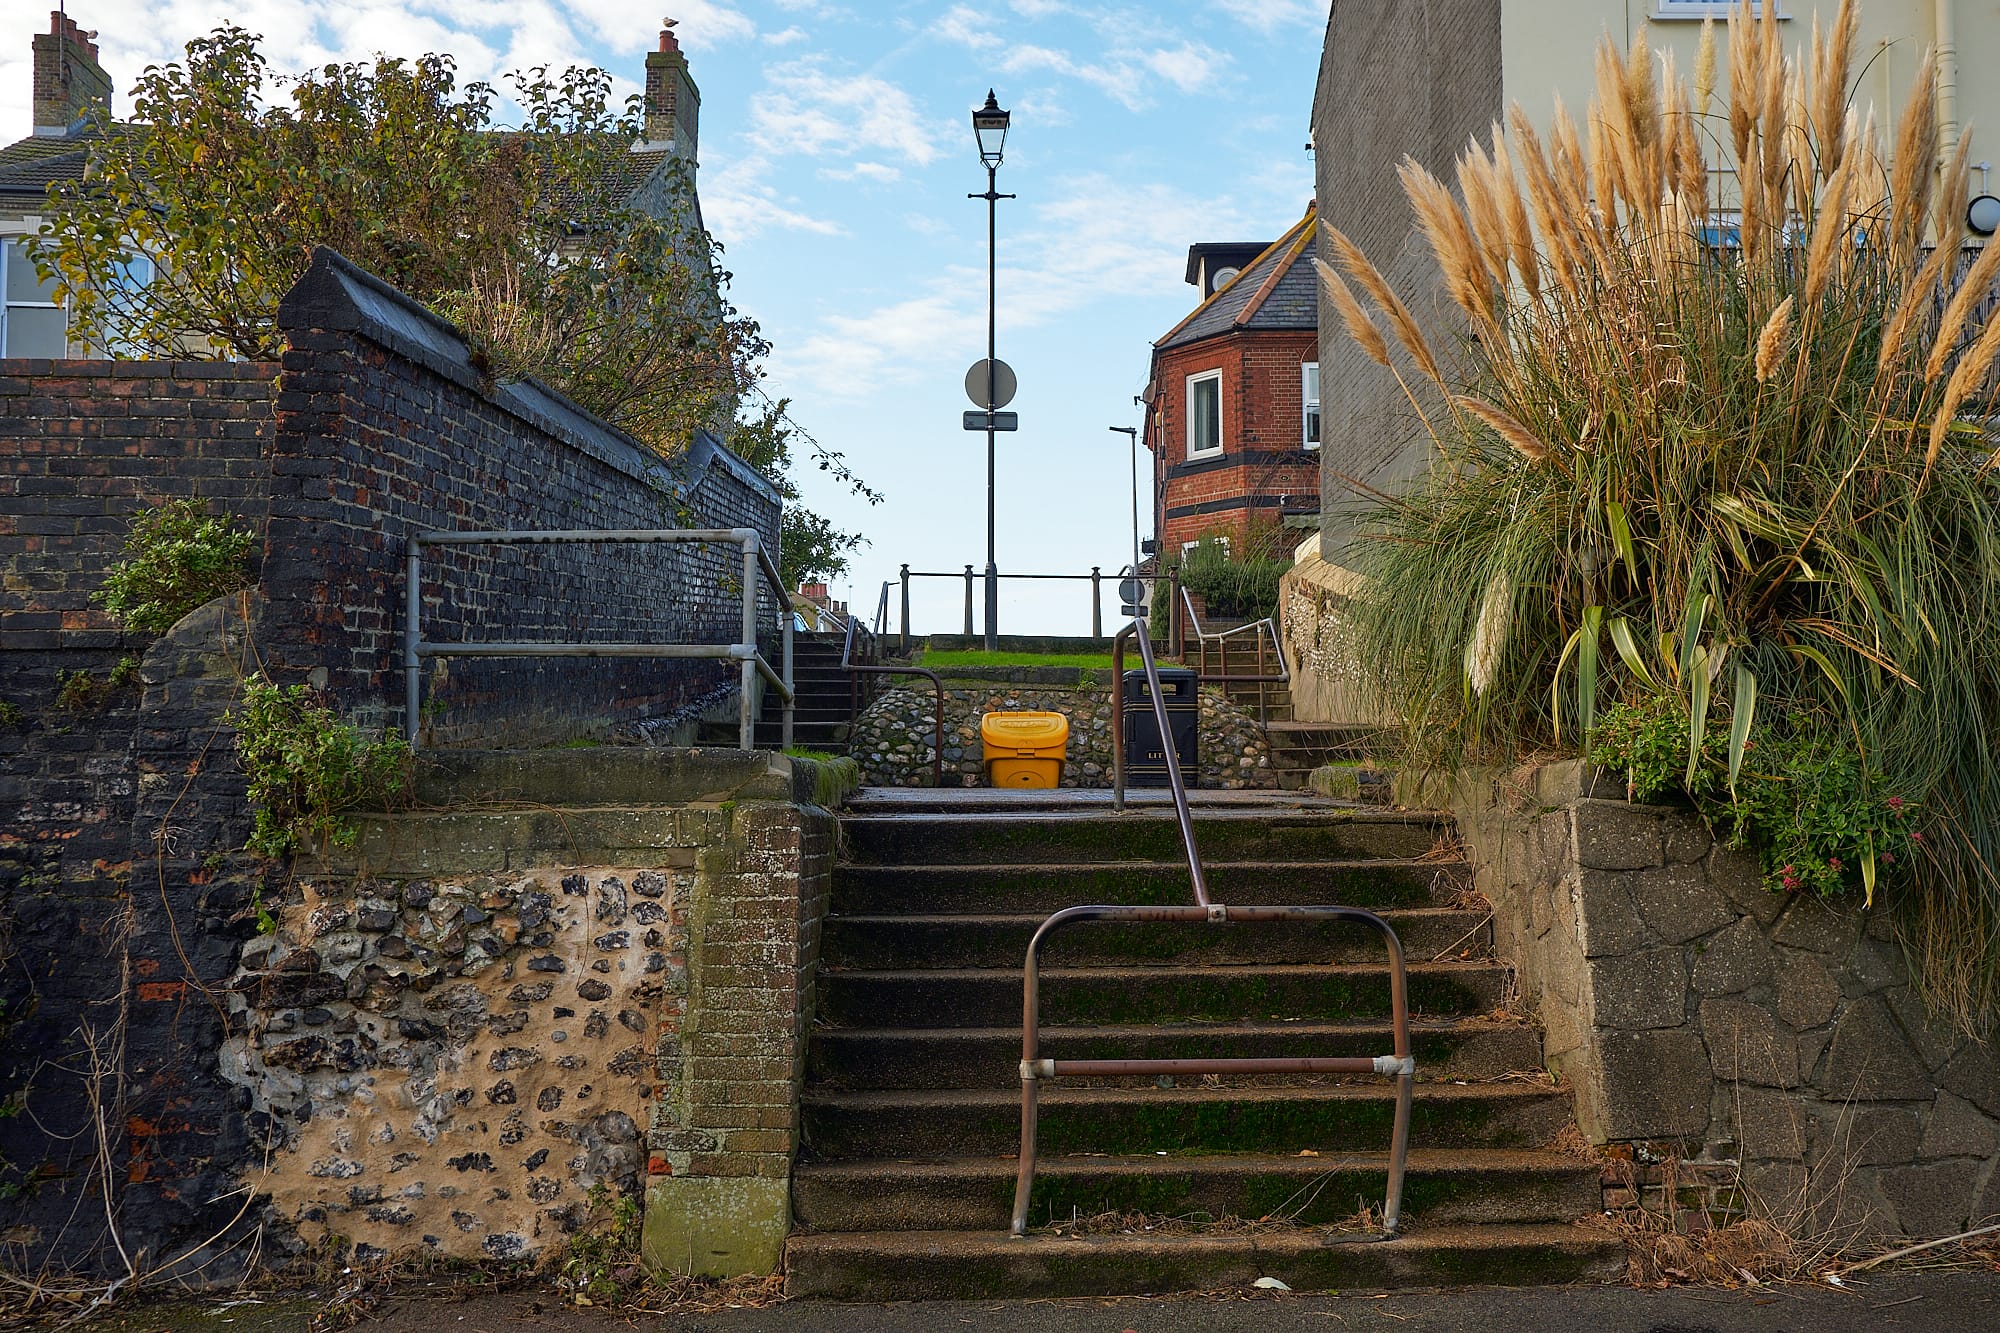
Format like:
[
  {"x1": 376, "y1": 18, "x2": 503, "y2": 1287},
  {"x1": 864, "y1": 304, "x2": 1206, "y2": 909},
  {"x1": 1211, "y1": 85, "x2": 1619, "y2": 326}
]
[
  {"x1": 1453, "y1": 762, "x2": 2000, "y2": 1240},
  {"x1": 223, "y1": 757, "x2": 833, "y2": 1276},
  {"x1": 851, "y1": 671, "x2": 1277, "y2": 789}
]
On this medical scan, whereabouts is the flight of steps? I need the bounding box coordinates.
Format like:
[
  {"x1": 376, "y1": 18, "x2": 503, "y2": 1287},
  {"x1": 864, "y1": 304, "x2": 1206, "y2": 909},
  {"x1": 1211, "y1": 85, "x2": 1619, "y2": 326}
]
[
  {"x1": 785, "y1": 799, "x2": 1621, "y2": 1299},
  {"x1": 701, "y1": 631, "x2": 861, "y2": 754},
  {"x1": 1208, "y1": 675, "x2": 1386, "y2": 791}
]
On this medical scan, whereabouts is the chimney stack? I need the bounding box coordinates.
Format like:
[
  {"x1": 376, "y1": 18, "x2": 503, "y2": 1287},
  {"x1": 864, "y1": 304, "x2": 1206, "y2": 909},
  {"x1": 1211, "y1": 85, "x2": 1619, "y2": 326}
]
[
  {"x1": 32, "y1": 10, "x2": 112, "y2": 137},
  {"x1": 640, "y1": 17, "x2": 700, "y2": 159}
]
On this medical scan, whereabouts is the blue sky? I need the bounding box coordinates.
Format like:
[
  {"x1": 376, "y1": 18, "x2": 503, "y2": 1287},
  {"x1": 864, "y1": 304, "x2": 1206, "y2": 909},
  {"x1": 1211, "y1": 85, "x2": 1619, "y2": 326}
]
[{"x1": 1, "y1": 1, "x2": 1326, "y2": 634}]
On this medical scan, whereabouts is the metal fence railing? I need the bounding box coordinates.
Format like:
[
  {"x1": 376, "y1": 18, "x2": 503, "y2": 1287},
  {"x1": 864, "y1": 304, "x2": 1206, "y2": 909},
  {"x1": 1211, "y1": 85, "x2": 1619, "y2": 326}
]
[{"x1": 402, "y1": 527, "x2": 793, "y2": 751}]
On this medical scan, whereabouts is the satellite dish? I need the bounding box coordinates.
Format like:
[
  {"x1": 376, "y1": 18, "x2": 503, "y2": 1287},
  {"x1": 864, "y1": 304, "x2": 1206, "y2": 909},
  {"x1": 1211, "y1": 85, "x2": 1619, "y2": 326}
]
[
  {"x1": 964, "y1": 358, "x2": 1018, "y2": 409},
  {"x1": 1211, "y1": 266, "x2": 1241, "y2": 291}
]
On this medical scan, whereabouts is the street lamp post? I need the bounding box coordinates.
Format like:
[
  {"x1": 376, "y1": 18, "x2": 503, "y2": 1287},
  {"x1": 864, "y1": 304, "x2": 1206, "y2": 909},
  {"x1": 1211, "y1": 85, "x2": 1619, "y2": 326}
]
[
  {"x1": 971, "y1": 90, "x2": 1012, "y2": 652},
  {"x1": 1108, "y1": 425, "x2": 1140, "y2": 582}
]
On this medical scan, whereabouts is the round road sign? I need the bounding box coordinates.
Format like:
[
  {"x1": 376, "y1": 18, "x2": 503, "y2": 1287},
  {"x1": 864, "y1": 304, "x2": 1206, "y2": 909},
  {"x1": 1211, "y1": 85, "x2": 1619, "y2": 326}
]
[{"x1": 964, "y1": 358, "x2": 1018, "y2": 409}]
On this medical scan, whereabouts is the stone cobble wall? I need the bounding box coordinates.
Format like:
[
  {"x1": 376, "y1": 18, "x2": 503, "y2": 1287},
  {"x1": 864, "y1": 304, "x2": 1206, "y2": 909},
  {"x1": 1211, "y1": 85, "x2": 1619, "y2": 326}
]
[
  {"x1": 223, "y1": 863, "x2": 689, "y2": 1263},
  {"x1": 1453, "y1": 762, "x2": 2000, "y2": 1240},
  {"x1": 851, "y1": 672, "x2": 1276, "y2": 789},
  {"x1": 218, "y1": 786, "x2": 833, "y2": 1276}
]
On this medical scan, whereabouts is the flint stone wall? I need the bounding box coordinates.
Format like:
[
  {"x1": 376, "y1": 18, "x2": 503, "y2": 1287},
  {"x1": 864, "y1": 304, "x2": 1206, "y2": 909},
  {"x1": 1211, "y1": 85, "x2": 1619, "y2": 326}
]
[
  {"x1": 223, "y1": 769, "x2": 832, "y2": 1275},
  {"x1": 852, "y1": 671, "x2": 1277, "y2": 789},
  {"x1": 1453, "y1": 761, "x2": 2000, "y2": 1240}
]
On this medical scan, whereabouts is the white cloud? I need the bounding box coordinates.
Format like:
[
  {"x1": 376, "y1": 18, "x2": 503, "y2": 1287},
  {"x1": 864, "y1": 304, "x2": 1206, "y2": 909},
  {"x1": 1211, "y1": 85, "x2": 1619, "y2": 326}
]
[
  {"x1": 702, "y1": 151, "x2": 844, "y2": 242},
  {"x1": 748, "y1": 55, "x2": 942, "y2": 167},
  {"x1": 775, "y1": 174, "x2": 1254, "y2": 401},
  {"x1": 932, "y1": 4, "x2": 1228, "y2": 112},
  {"x1": 820, "y1": 161, "x2": 901, "y2": 183},
  {"x1": 764, "y1": 26, "x2": 809, "y2": 47},
  {"x1": 1211, "y1": 0, "x2": 1326, "y2": 32}
]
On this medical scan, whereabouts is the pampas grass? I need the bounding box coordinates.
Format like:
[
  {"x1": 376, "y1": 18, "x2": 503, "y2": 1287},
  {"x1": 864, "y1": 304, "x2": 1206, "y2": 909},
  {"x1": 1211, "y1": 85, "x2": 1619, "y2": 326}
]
[{"x1": 1326, "y1": 0, "x2": 2000, "y2": 1031}]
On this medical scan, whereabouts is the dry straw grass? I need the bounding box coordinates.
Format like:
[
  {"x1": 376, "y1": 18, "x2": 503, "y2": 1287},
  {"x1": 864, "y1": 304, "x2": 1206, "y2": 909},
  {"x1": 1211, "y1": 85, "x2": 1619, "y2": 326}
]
[{"x1": 1322, "y1": 0, "x2": 2000, "y2": 1031}]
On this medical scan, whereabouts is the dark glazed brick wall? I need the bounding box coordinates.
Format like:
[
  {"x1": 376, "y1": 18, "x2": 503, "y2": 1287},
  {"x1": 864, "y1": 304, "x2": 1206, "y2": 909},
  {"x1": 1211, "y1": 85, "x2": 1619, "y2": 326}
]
[
  {"x1": 261, "y1": 251, "x2": 780, "y2": 747},
  {"x1": 1313, "y1": 0, "x2": 1501, "y2": 557}
]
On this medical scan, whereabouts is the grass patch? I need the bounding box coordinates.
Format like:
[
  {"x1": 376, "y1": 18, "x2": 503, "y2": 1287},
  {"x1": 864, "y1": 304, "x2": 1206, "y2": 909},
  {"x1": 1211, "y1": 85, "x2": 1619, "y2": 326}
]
[{"x1": 921, "y1": 649, "x2": 1115, "y2": 669}]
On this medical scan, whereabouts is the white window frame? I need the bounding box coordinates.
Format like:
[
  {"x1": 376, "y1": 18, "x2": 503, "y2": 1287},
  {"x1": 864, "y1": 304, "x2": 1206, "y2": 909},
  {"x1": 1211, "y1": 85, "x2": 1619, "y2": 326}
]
[
  {"x1": 1301, "y1": 361, "x2": 1320, "y2": 450},
  {"x1": 1651, "y1": 2, "x2": 1786, "y2": 18},
  {"x1": 1186, "y1": 369, "x2": 1222, "y2": 459},
  {"x1": 0, "y1": 230, "x2": 69, "y2": 359}
]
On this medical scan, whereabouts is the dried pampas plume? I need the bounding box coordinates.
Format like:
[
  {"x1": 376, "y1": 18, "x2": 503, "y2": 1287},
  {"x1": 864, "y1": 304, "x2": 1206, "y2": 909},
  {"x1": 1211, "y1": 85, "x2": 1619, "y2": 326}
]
[
  {"x1": 1313, "y1": 256, "x2": 1391, "y2": 370},
  {"x1": 1754, "y1": 296, "x2": 1794, "y2": 383},
  {"x1": 1465, "y1": 570, "x2": 1514, "y2": 697},
  {"x1": 1455, "y1": 395, "x2": 1551, "y2": 463}
]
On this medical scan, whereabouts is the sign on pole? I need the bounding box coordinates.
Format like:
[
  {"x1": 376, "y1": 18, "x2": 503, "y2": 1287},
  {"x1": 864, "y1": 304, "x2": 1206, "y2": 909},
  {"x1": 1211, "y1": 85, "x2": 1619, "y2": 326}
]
[
  {"x1": 963, "y1": 411, "x2": 1019, "y2": 432},
  {"x1": 963, "y1": 358, "x2": 1018, "y2": 410}
]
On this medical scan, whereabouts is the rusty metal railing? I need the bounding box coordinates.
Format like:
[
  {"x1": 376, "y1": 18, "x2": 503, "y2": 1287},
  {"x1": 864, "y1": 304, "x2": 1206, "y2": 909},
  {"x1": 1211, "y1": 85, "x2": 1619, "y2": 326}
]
[
  {"x1": 1007, "y1": 614, "x2": 1414, "y2": 1240},
  {"x1": 842, "y1": 581, "x2": 946, "y2": 787}
]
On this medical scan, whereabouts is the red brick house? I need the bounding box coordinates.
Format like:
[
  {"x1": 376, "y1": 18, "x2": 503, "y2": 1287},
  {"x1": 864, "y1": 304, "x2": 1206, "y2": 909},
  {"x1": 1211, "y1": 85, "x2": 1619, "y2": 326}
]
[{"x1": 1143, "y1": 206, "x2": 1320, "y2": 556}]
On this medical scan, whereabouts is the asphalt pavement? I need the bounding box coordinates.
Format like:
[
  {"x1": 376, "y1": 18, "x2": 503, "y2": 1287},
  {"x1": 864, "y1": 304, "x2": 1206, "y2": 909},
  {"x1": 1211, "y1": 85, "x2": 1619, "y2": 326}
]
[{"x1": 71, "y1": 1268, "x2": 2000, "y2": 1333}]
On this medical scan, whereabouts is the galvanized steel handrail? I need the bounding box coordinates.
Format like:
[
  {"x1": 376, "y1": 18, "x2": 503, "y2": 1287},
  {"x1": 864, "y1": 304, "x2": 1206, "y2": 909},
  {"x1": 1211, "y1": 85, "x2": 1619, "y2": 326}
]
[
  {"x1": 402, "y1": 527, "x2": 793, "y2": 752},
  {"x1": 1008, "y1": 613, "x2": 1414, "y2": 1242},
  {"x1": 1176, "y1": 584, "x2": 1289, "y2": 722},
  {"x1": 843, "y1": 580, "x2": 946, "y2": 787}
]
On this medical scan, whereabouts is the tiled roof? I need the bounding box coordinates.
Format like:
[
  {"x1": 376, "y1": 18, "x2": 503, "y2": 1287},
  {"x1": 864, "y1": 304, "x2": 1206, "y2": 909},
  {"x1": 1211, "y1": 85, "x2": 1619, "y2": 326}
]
[
  {"x1": 0, "y1": 132, "x2": 98, "y2": 199},
  {"x1": 1155, "y1": 205, "x2": 1318, "y2": 351}
]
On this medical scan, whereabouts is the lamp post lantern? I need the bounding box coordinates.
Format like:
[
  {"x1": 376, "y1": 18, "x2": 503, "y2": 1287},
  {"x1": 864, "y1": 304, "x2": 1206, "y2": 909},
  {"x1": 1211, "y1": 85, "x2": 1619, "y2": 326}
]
[{"x1": 971, "y1": 90, "x2": 1013, "y2": 651}]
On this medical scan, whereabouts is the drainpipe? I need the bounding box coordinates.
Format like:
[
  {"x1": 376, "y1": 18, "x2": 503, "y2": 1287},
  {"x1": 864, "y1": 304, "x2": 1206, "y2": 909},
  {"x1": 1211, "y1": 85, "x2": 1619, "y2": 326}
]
[{"x1": 1936, "y1": 0, "x2": 1961, "y2": 172}]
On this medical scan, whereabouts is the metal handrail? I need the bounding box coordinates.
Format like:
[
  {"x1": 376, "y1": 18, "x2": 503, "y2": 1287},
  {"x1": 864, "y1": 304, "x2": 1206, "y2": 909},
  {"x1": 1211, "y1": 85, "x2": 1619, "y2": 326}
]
[
  {"x1": 402, "y1": 527, "x2": 793, "y2": 752},
  {"x1": 1176, "y1": 585, "x2": 1289, "y2": 724},
  {"x1": 843, "y1": 581, "x2": 946, "y2": 787},
  {"x1": 1008, "y1": 613, "x2": 1413, "y2": 1242}
]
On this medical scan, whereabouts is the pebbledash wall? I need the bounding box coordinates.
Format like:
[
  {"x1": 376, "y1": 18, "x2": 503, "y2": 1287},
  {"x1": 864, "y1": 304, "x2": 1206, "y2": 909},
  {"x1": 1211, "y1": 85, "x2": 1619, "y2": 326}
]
[
  {"x1": 1453, "y1": 762, "x2": 2000, "y2": 1240},
  {"x1": 0, "y1": 247, "x2": 785, "y2": 1279}
]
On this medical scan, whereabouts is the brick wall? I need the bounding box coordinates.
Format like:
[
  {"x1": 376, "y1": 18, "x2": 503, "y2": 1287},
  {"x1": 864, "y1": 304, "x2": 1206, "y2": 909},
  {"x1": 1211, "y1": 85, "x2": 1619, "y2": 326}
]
[
  {"x1": 1148, "y1": 329, "x2": 1319, "y2": 551},
  {"x1": 1313, "y1": 0, "x2": 1501, "y2": 557},
  {"x1": 263, "y1": 248, "x2": 781, "y2": 747},
  {"x1": 0, "y1": 247, "x2": 784, "y2": 1278}
]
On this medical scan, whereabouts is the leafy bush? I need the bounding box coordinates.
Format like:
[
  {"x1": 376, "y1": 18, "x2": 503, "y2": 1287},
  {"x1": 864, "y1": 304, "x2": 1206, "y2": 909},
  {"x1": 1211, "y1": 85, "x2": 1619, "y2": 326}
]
[
  {"x1": 1178, "y1": 536, "x2": 1291, "y2": 621},
  {"x1": 1588, "y1": 697, "x2": 1918, "y2": 901},
  {"x1": 94, "y1": 500, "x2": 255, "y2": 635},
  {"x1": 228, "y1": 675, "x2": 411, "y2": 858},
  {"x1": 1320, "y1": 4, "x2": 2000, "y2": 1022}
]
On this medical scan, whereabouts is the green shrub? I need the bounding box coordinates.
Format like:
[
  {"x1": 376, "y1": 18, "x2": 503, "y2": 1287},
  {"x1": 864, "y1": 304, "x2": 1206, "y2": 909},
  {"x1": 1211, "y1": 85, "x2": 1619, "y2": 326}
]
[
  {"x1": 1178, "y1": 537, "x2": 1289, "y2": 621},
  {"x1": 94, "y1": 500, "x2": 255, "y2": 635},
  {"x1": 228, "y1": 675, "x2": 411, "y2": 858},
  {"x1": 1588, "y1": 697, "x2": 1918, "y2": 901}
]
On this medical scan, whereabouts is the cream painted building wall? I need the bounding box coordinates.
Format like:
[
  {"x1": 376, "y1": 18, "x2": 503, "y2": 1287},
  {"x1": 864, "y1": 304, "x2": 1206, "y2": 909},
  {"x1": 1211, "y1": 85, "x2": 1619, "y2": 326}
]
[{"x1": 1502, "y1": 2, "x2": 2000, "y2": 203}]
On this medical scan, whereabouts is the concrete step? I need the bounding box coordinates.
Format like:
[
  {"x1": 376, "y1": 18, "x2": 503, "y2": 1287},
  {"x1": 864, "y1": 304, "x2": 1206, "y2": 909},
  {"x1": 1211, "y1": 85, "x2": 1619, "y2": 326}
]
[
  {"x1": 832, "y1": 860, "x2": 1469, "y2": 915},
  {"x1": 801, "y1": 1083, "x2": 1575, "y2": 1160},
  {"x1": 804, "y1": 1019, "x2": 1544, "y2": 1091},
  {"x1": 339, "y1": 805, "x2": 731, "y2": 875},
  {"x1": 815, "y1": 961, "x2": 1511, "y2": 1028},
  {"x1": 840, "y1": 812, "x2": 1450, "y2": 866},
  {"x1": 793, "y1": 1149, "x2": 1601, "y2": 1232},
  {"x1": 821, "y1": 906, "x2": 1491, "y2": 970},
  {"x1": 410, "y1": 748, "x2": 782, "y2": 808},
  {"x1": 783, "y1": 1222, "x2": 1623, "y2": 1300}
]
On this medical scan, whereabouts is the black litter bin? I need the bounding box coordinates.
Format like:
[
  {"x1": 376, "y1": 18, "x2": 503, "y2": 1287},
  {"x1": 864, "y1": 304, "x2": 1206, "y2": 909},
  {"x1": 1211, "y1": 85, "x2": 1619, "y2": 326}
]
[{"x1": 1122, "y1": 667, "x2": 1199, "y2": 788}]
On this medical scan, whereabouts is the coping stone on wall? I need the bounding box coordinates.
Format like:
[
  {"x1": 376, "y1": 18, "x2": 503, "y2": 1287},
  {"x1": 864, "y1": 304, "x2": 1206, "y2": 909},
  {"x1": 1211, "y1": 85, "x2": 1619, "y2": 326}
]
[{"x1": 274, "y1": 246, "x2": 778, "y2": 511}]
